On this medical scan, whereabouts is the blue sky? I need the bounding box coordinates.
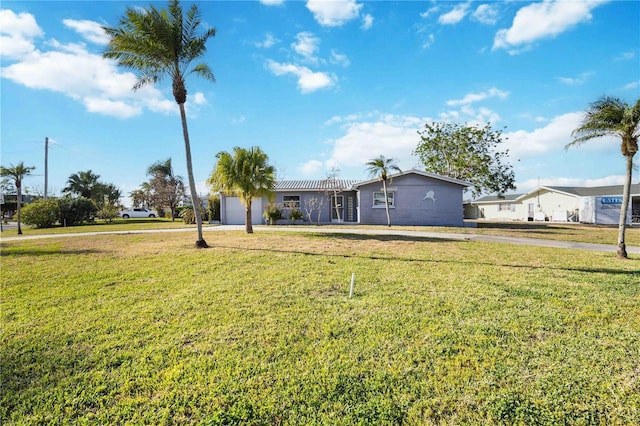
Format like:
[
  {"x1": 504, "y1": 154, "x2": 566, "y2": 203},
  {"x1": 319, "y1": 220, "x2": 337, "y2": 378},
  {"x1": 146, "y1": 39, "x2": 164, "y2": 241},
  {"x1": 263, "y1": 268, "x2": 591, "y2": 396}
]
[{"x1": 1, "y1": 0, "x2": 639, "y2": 205}]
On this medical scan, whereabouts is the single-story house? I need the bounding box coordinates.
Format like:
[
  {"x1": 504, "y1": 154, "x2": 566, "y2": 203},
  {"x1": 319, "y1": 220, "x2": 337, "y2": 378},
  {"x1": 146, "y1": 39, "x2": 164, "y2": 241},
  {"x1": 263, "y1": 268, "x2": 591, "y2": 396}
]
[
  {"x1": 219, "y1": 170, "x2": 471, "y2": 227},
  {"x1": 465, "y1": 184, "x2": 640, "y2": 224}
]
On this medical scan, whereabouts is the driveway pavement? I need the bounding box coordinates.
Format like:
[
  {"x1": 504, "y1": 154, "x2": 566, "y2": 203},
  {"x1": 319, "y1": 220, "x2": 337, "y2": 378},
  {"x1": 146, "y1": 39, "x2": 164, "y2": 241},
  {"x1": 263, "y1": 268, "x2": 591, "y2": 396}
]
[{"x1": 1, "y1": 224, "x2": 638, "y2": 255}]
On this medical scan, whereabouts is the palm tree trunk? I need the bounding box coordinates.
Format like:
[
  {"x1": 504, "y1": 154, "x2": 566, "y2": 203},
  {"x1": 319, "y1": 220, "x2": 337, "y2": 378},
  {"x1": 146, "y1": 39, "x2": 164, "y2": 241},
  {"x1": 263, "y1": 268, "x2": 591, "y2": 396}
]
[
  {"x1": 16, "y1": 184, "x2": 22, "y2": 235},
  {"x1": 616, "y1": 154, "x2": 633, "y2": 259},
  {"x1": 178, "y1": 102, "x2": 208, "y2": 248},
  {"x1": 382, "y1": 178, "x2": 391, "y2": 227},
  {"x1": 245, "y1": 198, "x2": 253, "y2": 234}
]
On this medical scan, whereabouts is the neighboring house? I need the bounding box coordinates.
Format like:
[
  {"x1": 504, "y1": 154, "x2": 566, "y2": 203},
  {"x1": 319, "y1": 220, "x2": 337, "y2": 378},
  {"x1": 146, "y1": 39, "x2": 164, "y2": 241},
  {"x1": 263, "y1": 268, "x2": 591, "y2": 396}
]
[
  {"x1": 219, "y1": 170, "x2": 471, "y2": 226},
  {"x1": 466, "y1": 184, "x2": 640, "y2": 224}
]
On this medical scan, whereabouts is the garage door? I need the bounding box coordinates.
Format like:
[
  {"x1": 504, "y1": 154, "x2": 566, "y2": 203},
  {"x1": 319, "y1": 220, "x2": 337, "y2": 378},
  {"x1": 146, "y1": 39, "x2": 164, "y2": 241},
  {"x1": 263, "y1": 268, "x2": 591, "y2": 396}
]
[{"x1": 224, "y1": 197, "x2": 263, "y2": 225}]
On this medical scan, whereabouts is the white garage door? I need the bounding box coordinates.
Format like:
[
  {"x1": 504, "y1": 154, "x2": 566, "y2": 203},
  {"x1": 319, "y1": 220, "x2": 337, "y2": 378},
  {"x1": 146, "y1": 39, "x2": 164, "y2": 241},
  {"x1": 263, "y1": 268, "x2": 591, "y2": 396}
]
[{"x1": 224, "y1": 197, "x2": 263, "y2": 225}]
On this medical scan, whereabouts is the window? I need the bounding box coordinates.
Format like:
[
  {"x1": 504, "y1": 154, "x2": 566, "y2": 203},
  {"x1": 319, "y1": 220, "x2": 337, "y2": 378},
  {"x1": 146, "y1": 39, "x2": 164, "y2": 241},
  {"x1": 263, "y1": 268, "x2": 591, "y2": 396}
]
[
  {"x1": 283, "y1": 195, "x2": 300, "y2": 208},
  {"x1": 373, "y1": 191, "x2": 394, "y2": 208},
  {"x1": 498, "y1": 203, "x2": 515, "y2": 212}
]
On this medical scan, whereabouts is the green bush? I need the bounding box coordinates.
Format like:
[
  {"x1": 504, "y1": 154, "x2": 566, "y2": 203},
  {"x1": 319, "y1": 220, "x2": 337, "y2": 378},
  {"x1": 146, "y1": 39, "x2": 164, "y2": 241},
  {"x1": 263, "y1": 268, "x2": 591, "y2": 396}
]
[
  {"x1": 21, "y1": 199, "x2": 59, "y2": 228},
  {"x1": 208, "y1": 195, "x2": 220, "y2": 221},
  {"x1": 289, "y1": 207, "x2": 304, "y2": 222},
  {"x1": 180, "y1": 206, "x2": 195, "y2": 224},
  {"x1": 58, "y1": 196, "x2": 97, "y2": 226},
  {"x1": 97, "y1": 203, "x2": 120, "y2": 222},
  {"x1": 263, "y1": 203, "x2": 282, "y2": 225}
]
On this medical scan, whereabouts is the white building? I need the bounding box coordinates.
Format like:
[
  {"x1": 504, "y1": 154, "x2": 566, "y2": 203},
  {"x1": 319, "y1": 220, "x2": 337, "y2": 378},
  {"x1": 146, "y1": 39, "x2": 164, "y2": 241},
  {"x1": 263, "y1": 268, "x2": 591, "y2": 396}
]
[{"x1": 465, "y1": 184, "x2": 640, "y2": 224}]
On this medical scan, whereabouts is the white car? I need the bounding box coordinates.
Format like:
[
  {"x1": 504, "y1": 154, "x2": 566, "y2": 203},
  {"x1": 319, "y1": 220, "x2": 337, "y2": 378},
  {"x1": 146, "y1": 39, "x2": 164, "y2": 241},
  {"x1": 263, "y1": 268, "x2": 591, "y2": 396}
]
[{"x1": 119, "y1": 208, "x2": 159, "y2": 219}]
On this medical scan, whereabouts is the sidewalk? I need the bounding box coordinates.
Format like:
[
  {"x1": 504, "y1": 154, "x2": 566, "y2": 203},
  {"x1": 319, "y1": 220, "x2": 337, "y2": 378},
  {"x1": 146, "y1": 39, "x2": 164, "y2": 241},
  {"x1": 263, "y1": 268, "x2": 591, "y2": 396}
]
[{"x1": 1, "y1": 224, "x2": 638, "y2": 254}]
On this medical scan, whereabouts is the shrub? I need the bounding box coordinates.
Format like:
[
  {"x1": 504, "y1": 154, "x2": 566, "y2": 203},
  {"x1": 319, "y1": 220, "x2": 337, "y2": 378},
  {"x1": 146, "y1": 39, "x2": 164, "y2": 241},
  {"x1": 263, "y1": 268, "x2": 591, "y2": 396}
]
[
  {"x1": 180, "y1": 206, "x2": 195, "y2": 224},
  {"x1": 21, "y1": 199, "x2": 59, "y2": 228},
  {"x1": 58, "y1": 196, "x2": 97, "y2": 226},
  {"x1": 208, "y1": 195, "x2": 220, "y2": 221},
  {"x1": 263, "y1": 203, "x2": 282, "y2": 225},
  {"x1": 97, "y1": 202, "x2": 120, "y2": 222},
  {"x1": 289, "y1": 207, "x2": 304, "y2": 222}
]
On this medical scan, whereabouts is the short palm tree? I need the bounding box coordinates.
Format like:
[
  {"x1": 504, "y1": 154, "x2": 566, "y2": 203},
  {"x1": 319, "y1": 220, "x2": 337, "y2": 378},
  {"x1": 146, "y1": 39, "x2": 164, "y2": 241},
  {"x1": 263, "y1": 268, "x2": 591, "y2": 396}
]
[
  {"x1": 103, "y1": 0, "x2": 216, "y2": 248},
  {"x1": 208, "y1": 146, "x2": 276, "y2": 234},
  {"x1": 365, "y1": 155, "x2": 401, "y2": 227},
  {"x1": 0, "y1": 162, "x2": 35, "y2": 235},
  {"x1": 63, "y1": 170, "x2": 101, "y2": 199},
  {"x1": 567, "y1": 96, "x2": 640, "y2": 259}
]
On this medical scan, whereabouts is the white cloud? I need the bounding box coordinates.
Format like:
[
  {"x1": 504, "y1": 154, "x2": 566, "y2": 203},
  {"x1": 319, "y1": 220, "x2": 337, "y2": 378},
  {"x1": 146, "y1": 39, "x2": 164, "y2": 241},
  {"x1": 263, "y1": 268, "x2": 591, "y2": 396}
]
[
  {"x1": 83, "y1": 97, "x2": 142, "y2": 118},
  {"x1": 361, "y1": 14, "x2": 373, "y2": 30},
  {"x1": 620, "y1": 81, "x2": 639, "y2": 90},
  {"x1": 266, "y1": 60, "x2": 336, "y2": 93},
  {"x1": 493, "y1": 0, "x2": 608, "y2": 53},
  {"x1": 322, "y1": 113, "x2": 428, "y2": 172},
  {"x1": 306, "y1": 0, "x2": 362, "y2": 27},
  {"x1": 231, "y1": 115, "x2": 246, "y2": 125},
  {"x1": 254, "y1": 32, "x2": 279, "y2": 49},
  {"x1": 446, "y1": 87, "x2": 509, "y2": 106},
  {"x1": 472, "y1": 4, "x2": 499, "y2": 25},
  {"x1": 0, "y1": 10, "x2": 43, "y2": 59},
  {"x1": 192, "y1": 92, "x2": 207, "y2": 105},
  {"x1": 438, "y1": 2, "x2": 471, "y2": 25},
  {"x1": 422, "y1": 33, "x2": 435, "y2": 49},
  {"x1": 300, "y1": 159, "x2": 325, "y2": 176},
  {"x1": 0, "y1": 11, "x2": 176, "y2": 118},
  {"x1": 420, "y1": 6, "x2": 439, "y2": 19},
  {"x1": 614, "y1": 51, "x2": 636, "y2": 61},
  {"x1": 439, "y1": 106, "x2": 502, "y2": 126},
  {"x1": 330, "y1": 50, "x2": 350, "y2": 67},
  {"x1": 259, "y1": 0, "x2": 284, "y2": 5},
  {"x1": 503, "y1": 112, "x2": 618, "y2": 162},
  {"x1": 557, "y1": 71, "x2": 594, "y2": 86},
  {"x1": 63, "y1": 19, "x2": 110, "y2": 45},
  {"x1": 292, "y1": 31, "x2": 320, "y2": 62}
]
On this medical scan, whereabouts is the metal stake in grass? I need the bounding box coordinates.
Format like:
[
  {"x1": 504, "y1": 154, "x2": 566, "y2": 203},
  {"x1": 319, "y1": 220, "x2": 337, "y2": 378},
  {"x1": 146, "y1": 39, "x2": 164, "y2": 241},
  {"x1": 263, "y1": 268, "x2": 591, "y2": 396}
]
[{"x1": 349, "y1": 273, "x2": 355, "y2": 298}]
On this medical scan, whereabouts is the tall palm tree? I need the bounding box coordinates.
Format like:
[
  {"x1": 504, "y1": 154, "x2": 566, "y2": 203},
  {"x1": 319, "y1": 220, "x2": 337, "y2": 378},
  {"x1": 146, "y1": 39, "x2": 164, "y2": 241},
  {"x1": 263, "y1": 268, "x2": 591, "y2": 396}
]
[
  {"x1": 63, "y1": 170, "x2": 101, "y2": 199},
  {"x1": 207, "y1": 146, "x2": 276, "y2": 234},
  {"x1": 1, "y1": 162, "x2": 35, "y2": 235},
  {"x1": 103, "y1": 0, "x2": 216, "y2": 248},
  {"x1": 365, "y1": 155, "x2": 401, "y2": 227},
  {"x1": 567, "y1": 96, "x2": 640, "y2": 259}
]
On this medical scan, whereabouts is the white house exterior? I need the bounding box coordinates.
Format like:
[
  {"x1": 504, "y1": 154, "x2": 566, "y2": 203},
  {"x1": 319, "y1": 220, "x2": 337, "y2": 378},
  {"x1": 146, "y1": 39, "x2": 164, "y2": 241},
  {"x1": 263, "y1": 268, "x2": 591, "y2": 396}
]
[
  {"x1": 466, "y1": 184, "x2": 640, "y2": 224},
  {"x1": 219, "y1": 170, "x2": 471, "y2": 227}
]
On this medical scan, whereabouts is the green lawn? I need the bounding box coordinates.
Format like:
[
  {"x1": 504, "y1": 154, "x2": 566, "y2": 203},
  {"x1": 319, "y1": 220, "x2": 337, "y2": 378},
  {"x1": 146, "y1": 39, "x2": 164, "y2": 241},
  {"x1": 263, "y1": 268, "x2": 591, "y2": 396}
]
[{"x1": 1, "y1": 230, "x2": 639, "y2": 424}]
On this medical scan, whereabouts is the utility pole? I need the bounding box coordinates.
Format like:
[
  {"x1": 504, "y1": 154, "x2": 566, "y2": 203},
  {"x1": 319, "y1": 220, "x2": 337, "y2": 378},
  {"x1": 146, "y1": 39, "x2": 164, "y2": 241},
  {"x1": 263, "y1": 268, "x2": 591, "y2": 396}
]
[{"x1": 44, "y1": 136, "x2": 49, "y2": 199}]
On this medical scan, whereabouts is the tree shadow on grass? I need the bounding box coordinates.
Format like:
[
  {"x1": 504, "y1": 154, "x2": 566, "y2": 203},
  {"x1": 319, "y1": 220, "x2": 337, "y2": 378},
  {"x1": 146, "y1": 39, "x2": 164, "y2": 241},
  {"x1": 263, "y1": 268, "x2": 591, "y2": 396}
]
[
  {"x1": 213, "y1": 232, "x2": 640, "y2": 277},
  {"x1": 0, "y1": 248, "x2": 104, "y2": 257}
]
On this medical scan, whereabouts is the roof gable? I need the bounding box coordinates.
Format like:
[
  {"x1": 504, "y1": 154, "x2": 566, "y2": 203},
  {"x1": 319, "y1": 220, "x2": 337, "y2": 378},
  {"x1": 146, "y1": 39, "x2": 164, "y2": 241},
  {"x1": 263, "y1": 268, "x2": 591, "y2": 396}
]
[
  {"x1": 471, "y1": 183, "x2": 640, "y2": 204},
  {"x1": 353, "y1": 169, "x2": 472, "y2": 188},
  {"x1": 517, "y1": 183, "x2": 640, "y2": 201}
]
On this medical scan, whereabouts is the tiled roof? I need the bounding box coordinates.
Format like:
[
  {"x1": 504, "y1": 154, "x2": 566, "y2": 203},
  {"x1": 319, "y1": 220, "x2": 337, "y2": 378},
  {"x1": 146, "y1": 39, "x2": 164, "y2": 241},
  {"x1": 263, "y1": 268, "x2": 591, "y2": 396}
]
[
  {"x1": 544, "y1": 184, "x2": 640, "y2": 197},
  {"x1": 470, "y1": 183, "x2": 640, "y2": 203},
  {"x1": 276, "y1": 179, "x2": 359, "y2": 191},
  {"x1": 472, "y1": 193, "x2": 522, "y2": 203}
]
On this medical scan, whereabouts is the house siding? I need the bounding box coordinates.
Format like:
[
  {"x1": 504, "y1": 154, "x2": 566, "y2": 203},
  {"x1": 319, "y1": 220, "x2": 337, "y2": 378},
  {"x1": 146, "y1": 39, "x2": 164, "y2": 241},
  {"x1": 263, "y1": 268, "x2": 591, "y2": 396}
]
[
  {"x1": 357, "y1": 174, "x2": 466, "y2": 226},
  {"x1": 468, "y1": 184, "x2": 640, "y2": 223},
  {"x1": 519, "y1": 190, "x2": 580, "y2": 221},
  {"x1": 275, "y1": 190, "x2": 358, "y2": 223}
]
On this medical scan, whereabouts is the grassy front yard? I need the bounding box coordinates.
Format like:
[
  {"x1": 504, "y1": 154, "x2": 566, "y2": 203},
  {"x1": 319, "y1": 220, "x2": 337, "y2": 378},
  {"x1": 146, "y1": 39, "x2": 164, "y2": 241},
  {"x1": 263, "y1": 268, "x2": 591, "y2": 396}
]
[{"x1": 1, "y1": 230, "x2": 639, "y2": 424}]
